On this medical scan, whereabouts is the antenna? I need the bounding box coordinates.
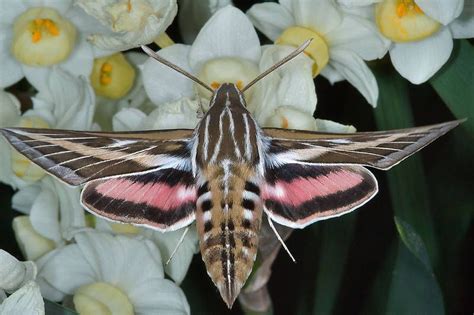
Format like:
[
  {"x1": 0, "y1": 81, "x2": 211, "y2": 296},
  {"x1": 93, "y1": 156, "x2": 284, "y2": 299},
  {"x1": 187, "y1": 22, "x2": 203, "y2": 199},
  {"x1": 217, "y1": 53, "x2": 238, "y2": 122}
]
[
  {"x1": 141, "y1": 45, "x2": 214, "y2": 93},
  {"x1": 241, "y1": 39, "x2": 313, "y2": 93}
]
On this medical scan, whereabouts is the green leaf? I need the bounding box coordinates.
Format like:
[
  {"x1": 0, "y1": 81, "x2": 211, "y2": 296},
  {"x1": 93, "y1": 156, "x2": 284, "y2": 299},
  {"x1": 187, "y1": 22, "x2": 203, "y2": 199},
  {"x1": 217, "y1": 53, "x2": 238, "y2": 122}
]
[
  {"x1": 394, "y1": 216, "x2": 432, "y2": 273},
  {"x1": 386, "y1": 239, "x2": 444, "y2": 315},
  {"x1": 430, "y1": 40, "x2": 474, "y2": 136},
  {"x1": 372, "y1": 64, "x2": 438, "y2": 262},
  {"x1": 44, "y1": 300, "x2": 78, "y2": 315},
  {"x1": 311, "y1": 214, "x2": 356, "y2": 314}
]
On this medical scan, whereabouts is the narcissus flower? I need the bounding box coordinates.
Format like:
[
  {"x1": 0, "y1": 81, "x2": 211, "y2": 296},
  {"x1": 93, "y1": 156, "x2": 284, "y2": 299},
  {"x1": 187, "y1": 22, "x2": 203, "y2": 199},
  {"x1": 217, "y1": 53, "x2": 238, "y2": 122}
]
[
  {"x1": 76, "y1": 0, "x2": 178, "y2": 50},
  {"x1": 142, "y1": 6, "x2": 262, "y2": 104},
  {"x1": 247, "y1": 0, "x2": 389, "y2": 107},
  {"x1": 0, "y1": 0, "x2": 109, "y2": 90},
  {"x1": 340, "y1": 0, "x2": 474, "y2": 83},
  {"x1": 36, "y1": 231, "x2": 190, "y2": 314},
  {"x1": 0, "y1": 250, "x2": 44, "y2": 314},
  {"x1": 252, "y1": 45, "x2": 356, "y2": 133}
]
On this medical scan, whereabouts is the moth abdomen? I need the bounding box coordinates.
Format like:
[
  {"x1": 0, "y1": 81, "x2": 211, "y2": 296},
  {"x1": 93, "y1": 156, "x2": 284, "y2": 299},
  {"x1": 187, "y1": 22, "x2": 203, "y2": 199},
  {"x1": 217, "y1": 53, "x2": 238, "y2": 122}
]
[{"x1": 196, "y1": 164, "x2": 263, "y2": 307}]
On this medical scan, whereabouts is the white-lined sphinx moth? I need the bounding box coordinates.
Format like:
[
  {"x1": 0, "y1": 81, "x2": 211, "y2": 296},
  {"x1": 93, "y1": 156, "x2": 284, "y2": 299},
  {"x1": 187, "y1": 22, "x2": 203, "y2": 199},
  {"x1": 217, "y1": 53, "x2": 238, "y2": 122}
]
[{"x1": 1, "y1": 41, "x2": 462, "y2": 308}]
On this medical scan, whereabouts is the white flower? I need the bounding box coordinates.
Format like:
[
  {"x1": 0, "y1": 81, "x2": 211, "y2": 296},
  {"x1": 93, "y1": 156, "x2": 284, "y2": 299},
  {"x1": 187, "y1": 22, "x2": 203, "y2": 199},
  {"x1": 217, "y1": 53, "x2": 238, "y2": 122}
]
[
  {"x1": 142, "y1": 6, "x2": 262, "y2": 105},
  {"x1": 11, "y1": 176, "x2": 86, "y2": 261},
  {"x1": 178, "y1": 0, "x2": 232, "y2": 43},
  {"x1": 252, "y1": 45, "x2": 356, "y2": 132},
  {"x1": 247, "y1": 0, "x2": 390, "y2": 107},
  {"x1": 0, "y1": 281, "x2": 44, "y2": 315},
  {"x1": 0, "y1": 90, "x2": 21, "y2": 185},
  {"x1": 0, "y1": 250, "x2": 44, "y2": 314},
  {"x1": 342, "y1": 0, "x2": 474, "y2": 83},
  {"x1": 0, "y1": 0, "x2": 109, "y2": 90},
  {"x1": 36, "y1": 231, "x2": 190, "y2": 314},
  {"x1": 93, "y1": 52, "x2": 155, "y2": 131},
  {"x1": 76, "y1": 0, "x2": 178, "y2": 50}
]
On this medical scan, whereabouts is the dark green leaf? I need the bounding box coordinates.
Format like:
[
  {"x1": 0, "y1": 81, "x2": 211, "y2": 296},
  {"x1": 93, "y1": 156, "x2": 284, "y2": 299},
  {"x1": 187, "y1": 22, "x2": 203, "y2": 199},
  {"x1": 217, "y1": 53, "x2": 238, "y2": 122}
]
[
  {"x1": 311, "y1": 214, "x2": 356, "y2": 314},
  {"x1": 430, "y1": 40, "x2": 474, "y2": 136}
]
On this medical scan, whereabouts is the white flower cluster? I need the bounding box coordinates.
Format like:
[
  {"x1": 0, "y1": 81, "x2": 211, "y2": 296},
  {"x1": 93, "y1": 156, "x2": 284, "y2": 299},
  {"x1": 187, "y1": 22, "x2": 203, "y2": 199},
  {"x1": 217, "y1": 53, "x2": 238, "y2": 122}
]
[{"x1": 0, "y1": 0, "x2": 472, "y2": 313}]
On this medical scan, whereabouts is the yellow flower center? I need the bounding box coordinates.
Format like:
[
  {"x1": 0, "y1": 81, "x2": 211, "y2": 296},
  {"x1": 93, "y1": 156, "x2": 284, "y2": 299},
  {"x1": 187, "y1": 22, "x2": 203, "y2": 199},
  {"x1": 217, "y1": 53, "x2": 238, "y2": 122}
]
[
  {"x1": 197, "y1": 57, "x2": 259, "y2": 99},
  {"x1": 90, "y1": 53, "x2": 136, "y2": 100},
  {"x1": 375, "y1": 0, "x2": 441, "y2": 42},
  {"x1": 74, "y1": 282, "x2": 134, "y2": 315},
  {"x1": 275, "y1": 26, "x2": 326, "y2": 77},
  {"x1": 11, "y1": 7, "x2": 77, "y2": 66},
  {"x1": 11, "y1": 116, "x2": 48, "y2": 182}
]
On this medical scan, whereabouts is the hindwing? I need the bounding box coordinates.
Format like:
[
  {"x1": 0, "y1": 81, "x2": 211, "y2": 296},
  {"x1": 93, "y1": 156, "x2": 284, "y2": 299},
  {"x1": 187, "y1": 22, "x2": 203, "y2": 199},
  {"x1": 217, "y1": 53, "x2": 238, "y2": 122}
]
[
  {"x1": 262, "y1": 163, "x2": 377, "y2": 228},
  {"x1": 81, "y1": 167, "x2": 196, "y2": 231}
]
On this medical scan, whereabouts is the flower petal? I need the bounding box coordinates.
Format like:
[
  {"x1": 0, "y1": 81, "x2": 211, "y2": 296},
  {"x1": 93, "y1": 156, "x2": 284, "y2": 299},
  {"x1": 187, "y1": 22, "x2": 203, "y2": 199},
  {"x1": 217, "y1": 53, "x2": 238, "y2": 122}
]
[
  {"x1": 314, "y1": 118, "x2": 356, "y2": 133},
  {"x1": 450, "y1": 1, "x2": 474, "y2": 39},
  {"x1": 0, "y1": 281, "x2": 44, "y2": 315},
  {"x1": 129, "y1": 278, "x2": 190, "y2": 315},
  {"x1": 320, "y1": 63, "x2": 345, "y2": 84},
  {"x1": 330, "y1": 49, "x2": 378, "y2": 106},
  {"x1": 74, "y1": 232, "x2": 165, "y2": 288},
  {"x1": 29, "y1": 184, "x2": 61, "y2": 244},
  {"x1": 0, "y1": 250, "x2": 37, "y2": 292},
  {"x1": 142, "y1": 44, "x2": 194, "y2": 104},
  {"x1": 142, "y1": 98, "x2": 200, "y2": 130},
  {"x1": 113, "y1": 108, "x2": 147, "y2": 131},
  {"x1": 337, "y1": 0, "x2": 381, "y2": 5},
  {"x1": 189, "y1": 6, "x2": 261, "y2": 70},
  {"x1": 76, "y1": 0, "x2": 178, "y2": 50},
  {"x1": 0, "y1": 32, "x2": 24, "y2": 88},
  {"x1": 415, "y1": 0, "x2": 464, "y2": 25},
  {"x1": 327, "y1": 14, "x2": 390, "y2": 60},
  {"x1": 37, "y1": 244, "x2": 95, "y2": 295},
  {"x1": 251, "y1": 45, "x2": 316, "y2": 124},
  {"x1": 389, "y1": 27, "x2": 453, "y2": 84},
  {"x1": 11, "y1": 185, "x2": 42, "y2": 214},
  {"x1": 12, "y1": 216, "x2": 56, "y2": 261},
  {"x1": 179, "y1": 0, "x2": 232, "y2": 44},
  {"x1": 288, "y1": 0, "x2": 343, "y2": 35},
  {"x1": 246, "y1": 3, "x2": 294, "y2": 41},
  {"x1": 44, "y1": 68, "x2": 96, "y2": 130},
  {"x1": 142, "y1": 225, "x2": 198, "y2": 284},
  {"x1": 0, "y1": 90, "x2": 21, "y2": 127}
]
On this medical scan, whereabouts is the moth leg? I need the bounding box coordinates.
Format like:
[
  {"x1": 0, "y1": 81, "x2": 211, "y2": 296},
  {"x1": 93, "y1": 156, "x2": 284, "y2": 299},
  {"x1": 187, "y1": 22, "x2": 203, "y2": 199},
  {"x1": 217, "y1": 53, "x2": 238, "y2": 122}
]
[
  {"x1": 166, "y1": 226, "x2": 190, "y2": 265},
  {"x1": 267, "y1": 214, "x2": 296, "y2": 262}
]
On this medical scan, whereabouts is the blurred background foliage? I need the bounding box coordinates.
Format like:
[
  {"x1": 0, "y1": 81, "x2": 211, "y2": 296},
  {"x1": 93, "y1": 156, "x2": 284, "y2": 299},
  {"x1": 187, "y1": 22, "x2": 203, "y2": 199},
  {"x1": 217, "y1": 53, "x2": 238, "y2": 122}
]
[{"x1": 1, "y1": 0, "x2": 472, "y2": 314}]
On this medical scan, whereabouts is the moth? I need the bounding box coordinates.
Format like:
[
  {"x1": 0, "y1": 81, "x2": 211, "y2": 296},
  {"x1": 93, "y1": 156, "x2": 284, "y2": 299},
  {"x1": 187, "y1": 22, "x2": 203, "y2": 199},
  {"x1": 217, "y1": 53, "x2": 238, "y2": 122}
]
[{"x1": 1, "y1": 40, "x2": 461, "y2": 308}]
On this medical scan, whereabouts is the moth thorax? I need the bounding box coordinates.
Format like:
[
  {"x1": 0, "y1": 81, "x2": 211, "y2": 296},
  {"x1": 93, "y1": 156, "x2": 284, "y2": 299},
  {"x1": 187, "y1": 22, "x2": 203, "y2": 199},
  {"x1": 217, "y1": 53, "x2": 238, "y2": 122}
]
[{"x1": 195, "y1": 164, "x2": 263, "y2": 308}]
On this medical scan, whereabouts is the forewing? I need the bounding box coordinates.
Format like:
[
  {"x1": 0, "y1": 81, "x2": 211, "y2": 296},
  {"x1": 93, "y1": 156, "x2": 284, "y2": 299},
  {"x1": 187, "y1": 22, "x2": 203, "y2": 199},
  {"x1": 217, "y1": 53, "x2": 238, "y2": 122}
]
[
  {"x1": 263, "y1": 120, "x2": 462, "y2": 170},
  {"x1": 262, "y1": 163, "x2": 377, "y2": 228},
  {"x1": 0, "y1": 128, "x2": 194, "y2": 185},
  {"x1": 81, "y1": 168, "x2": 196, "y2": 231}
]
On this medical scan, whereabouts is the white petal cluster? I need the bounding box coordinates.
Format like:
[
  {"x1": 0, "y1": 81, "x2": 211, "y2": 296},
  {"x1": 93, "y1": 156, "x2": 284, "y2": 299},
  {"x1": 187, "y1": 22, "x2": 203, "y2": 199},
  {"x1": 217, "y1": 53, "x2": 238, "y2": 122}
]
[
  {"x1": 338, "y1": 0, "x2": 474, "y2": 83},
  {"x1": 0, "y1": 250, "x2": 44, "y2": 314}
]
